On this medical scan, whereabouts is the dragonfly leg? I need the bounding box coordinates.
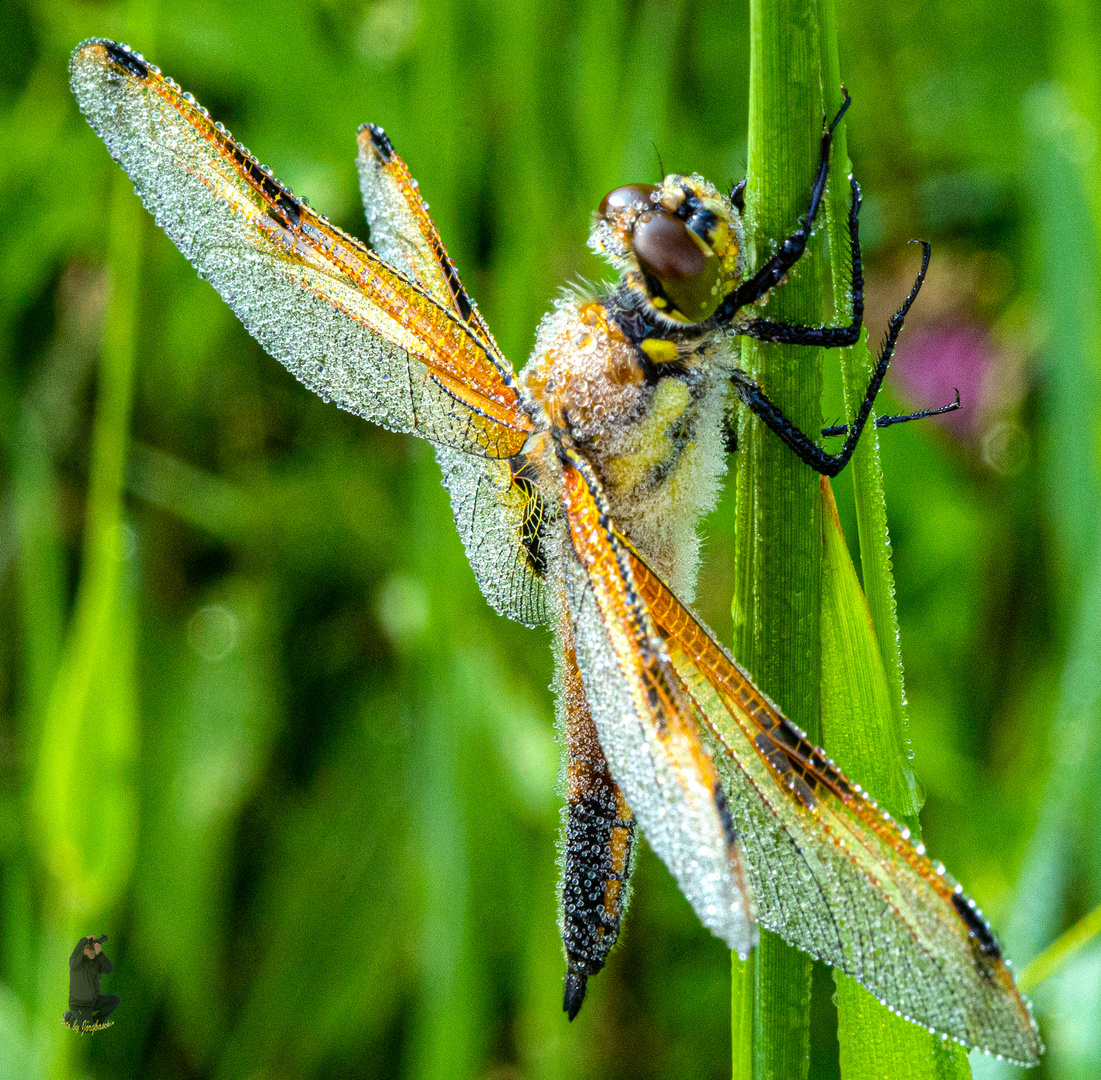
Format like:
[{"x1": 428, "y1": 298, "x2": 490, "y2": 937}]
[
  {"x1": 738, "y1": 174, "x2": 864, "y2": 348},
  {"x1": 731, "y1": 242, "x2": 931, "y2": 477},
  {"x1": 820, "y1": 390, "x2": 961, "y2": 437},
  {"x1": 713, "y1": 91, "x2": 852, "y2": 320}
]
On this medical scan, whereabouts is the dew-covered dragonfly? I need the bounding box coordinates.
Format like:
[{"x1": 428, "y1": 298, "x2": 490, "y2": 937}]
[{"x1": 71, "y1": 39, "x2": 1039, "y2": 1065}]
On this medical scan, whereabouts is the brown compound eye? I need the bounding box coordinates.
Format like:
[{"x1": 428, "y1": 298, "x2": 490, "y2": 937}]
[
  {"x1": 632, "y1": 211, "x2": 723, "y2": 322},
  {"x1": 598, "y1": 183, "x2": 658, "y2": 219},
  {"x1": 633, "y1": 213, "x2": 706, "y2": 278}
]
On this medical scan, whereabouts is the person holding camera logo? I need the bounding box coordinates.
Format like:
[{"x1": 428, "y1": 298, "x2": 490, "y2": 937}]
[{"x1": 63, "y1": 934, "x2": 118, "y2": 1032}]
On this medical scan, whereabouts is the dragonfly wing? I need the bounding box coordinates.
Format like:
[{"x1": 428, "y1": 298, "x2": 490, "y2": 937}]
[
  {"x1": 627, "y1": 548, "x2": 1042, "y2": 1066},
  {"x1": 558, "y1": 450, "x2": 755, "y2": 955},
  {"x1": 70, "y1": 39, "x2": 531, "y2": 460},
  {"x1": 354, "y1": 112, "x2": 547, "y2": 624},
  {"x1": 434, "y1": 450, "x2": 549, "y2": 626},
  {"x1": 356, "y1": 124, "x2": 500, "y2": 353}
]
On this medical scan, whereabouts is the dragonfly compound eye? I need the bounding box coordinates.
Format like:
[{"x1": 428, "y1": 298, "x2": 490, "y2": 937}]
[
  {"x1": 598, "y1": 183, "x2": 658, "y2": 219},
  {"x1": 632, "y1": 211, "x2": 723, "y2": 322}
]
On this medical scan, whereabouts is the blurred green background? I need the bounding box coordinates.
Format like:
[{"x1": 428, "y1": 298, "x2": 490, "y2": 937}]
[{"x1": 1, "y1": 0, "x2": 1100, "y2": 1078}]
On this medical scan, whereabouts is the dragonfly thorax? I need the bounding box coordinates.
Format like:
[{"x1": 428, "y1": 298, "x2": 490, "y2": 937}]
[
  {"x1": 521, "y1": 297, "x2": 647, "y2": 438},
  {"x1": 520, "y1": 293, "x2": 731, "y2": 601}
]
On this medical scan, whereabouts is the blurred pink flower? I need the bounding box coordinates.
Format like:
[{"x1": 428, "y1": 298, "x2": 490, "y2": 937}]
[{"x1": 891, "y1": 320, "x2": 992, "y2": 438}]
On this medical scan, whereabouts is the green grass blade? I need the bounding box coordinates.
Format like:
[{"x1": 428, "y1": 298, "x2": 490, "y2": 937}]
[
  {"x1": 1017, "y1": 900, "x2": 1101, "y2": 993},
  {"x1": 820, "y1": 483, "x2": 970, "y2": 1078},
  {"x1": 732, "y1": 952, "x2": 753, "y2": 1079},
  {"x1": 733, "y1": 1, "x2": 829, "y2": 1075},
  {"x1": 30, "y1": 169, "x2": 143, "y2": 914},
  {"x1": 819, "y1": 483, "x2": 915, "y2": 818},
  {"x1": 814, "y1": 3, "x2": 969, "y2": 1074}
]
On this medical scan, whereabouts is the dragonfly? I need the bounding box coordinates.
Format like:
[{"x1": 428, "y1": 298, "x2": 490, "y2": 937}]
[{"x1": 71, "y1": 38, "x2": 1039, "y2": 1065}]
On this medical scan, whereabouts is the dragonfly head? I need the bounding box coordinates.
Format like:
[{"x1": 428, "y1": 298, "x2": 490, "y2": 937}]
[{"x1": 591, "y1": 175, "x2": 745, "y2": 325}]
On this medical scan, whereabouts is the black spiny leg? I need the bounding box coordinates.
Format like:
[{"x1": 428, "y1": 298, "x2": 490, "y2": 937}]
[
  {"x1": 735, "y1": 241, "x2": 931, "y2": 478},
  {"x1": 728, "y1": 389, "x2": 958, "y2": 457},
  {"x1": 740, "y1": 174, "x2": 865, "y2": 348},
  {"x1": 709, "y1": 90, "x2": 852, "y2": 324},
  {"x1": 820, "y1": 390, "x2": 961, "y2": 437},
  {"x1": 730, "y1": 178, "x2": 747, "y2": 215}
]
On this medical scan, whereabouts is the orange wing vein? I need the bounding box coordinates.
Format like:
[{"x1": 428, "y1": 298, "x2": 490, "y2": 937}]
[
  {"x1": 558, "y1": 449, "x2": 755, "y2": 955},
  {"x1": 70, "y1": 39, "x2": 531, "y2": 459},
  {"x1": 625, "y1": 543, "x2": 1041, "y2": 1066},
  {"x1": 356, "y1": 123, "x2": 502, "y2": 355}
]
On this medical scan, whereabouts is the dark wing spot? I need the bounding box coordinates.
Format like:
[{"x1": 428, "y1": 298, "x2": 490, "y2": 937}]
[
  {"x1": 105, "y1": 42, "x2": 149, "y2": 79},
  {"x1": 951, "y1": 892, "x2": 1002, "y2": 959},
  {"x1": 510, "y1": 460, "x2": 549, "y2": 576},
  {"x1": 277, "y1": 193, "x2": 302, "y2": 228},
  {"x1": 712, "y1": 783, "x2": 738, "y2": 848},
  {"x1": 362, "y1": 122, "x2": 395, "y2": 163},
  {"x1": 518, "y1": 494, "x2": 547, "y2": 574}
]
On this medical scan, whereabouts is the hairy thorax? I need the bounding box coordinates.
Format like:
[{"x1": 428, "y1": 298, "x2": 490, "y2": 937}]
[{"x1": 520, "y1": 293, "x2": 731, "y2": 602}]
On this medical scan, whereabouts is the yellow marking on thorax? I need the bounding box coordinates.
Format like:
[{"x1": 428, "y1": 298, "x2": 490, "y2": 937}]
[
  {"x1": 602, "y1": 378, "x2": 692, "y2": 492},
  {"x1": 640, "y1": 337, "x2": 679, "y2": 364}
]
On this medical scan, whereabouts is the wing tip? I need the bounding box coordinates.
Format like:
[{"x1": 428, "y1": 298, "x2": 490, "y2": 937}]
[
  {"x1": 357, "y1": 122, "x2": 395, "y2": 163},
  {"x1": 866, "y1": 978, "x2": 1043, "y2": 1067},
  {"x1": 72, "y1": 39, "x2": 152, "y2": 81},
  {"x1": 955, "y1": 1018, "x2": 1043, "y2": 1069}
]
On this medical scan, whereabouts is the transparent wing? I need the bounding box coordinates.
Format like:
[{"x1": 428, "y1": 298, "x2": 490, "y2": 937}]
[
  {"x1": 435, "y1": 452, "x2": 549, "y2": 626},
  {"x1": 558, "y1": 450, "x2": 755, "y2": 955},
  {"x1": 355, "y1": 120, "x2": 548, "y2": 625},
  {"x1": 626, "y1": 546, "x2": 1041, "y2": 1066},
  {"x1": 70, "y1": 39, "x2": 531, "y2": 460},
  {"x1": 356, "y1": 123, "x2": 500, "y2": 354}
]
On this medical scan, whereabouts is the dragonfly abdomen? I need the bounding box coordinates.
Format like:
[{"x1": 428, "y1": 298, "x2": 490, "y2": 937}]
[{"x1": 558, "y1": 618, "x2": 637, "y2": 1020}]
